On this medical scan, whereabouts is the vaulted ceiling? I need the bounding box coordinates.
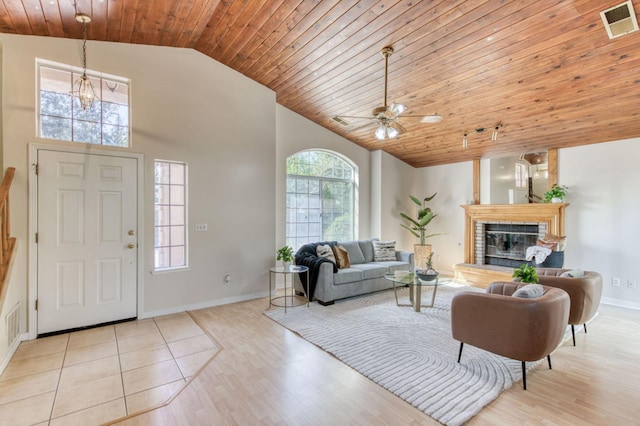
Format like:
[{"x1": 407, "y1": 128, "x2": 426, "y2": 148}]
[{"x1": 2, "y1": 0, "x2": 640, "y2": 167}]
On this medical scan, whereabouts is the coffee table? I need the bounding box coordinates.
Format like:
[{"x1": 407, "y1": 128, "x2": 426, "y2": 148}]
[{"x1": 384, "y1": 273, "x2": 440, "y2": 312}]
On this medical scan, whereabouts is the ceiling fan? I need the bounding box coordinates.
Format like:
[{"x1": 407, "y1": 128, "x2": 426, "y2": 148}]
[{"x1": 332, "y1": 46, "x2": 443, "y2": 141}]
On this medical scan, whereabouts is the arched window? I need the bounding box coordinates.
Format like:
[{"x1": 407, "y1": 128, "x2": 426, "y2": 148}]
[{"x1": 286, "y1": 150, "x2": 358, "y2": 250}]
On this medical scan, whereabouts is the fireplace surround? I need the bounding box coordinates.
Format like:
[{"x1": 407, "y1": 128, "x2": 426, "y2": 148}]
[{"x1": 455, "y1": 203, "x2": 568, "y2": 287}]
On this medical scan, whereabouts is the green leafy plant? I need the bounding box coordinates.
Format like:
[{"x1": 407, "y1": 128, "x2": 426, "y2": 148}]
[
  {"x1": 512, "y1": 264, "x2": 539, "y2": 284},
  {"x1": 276, "y1": 245, "x2": 294, "y2": 263},
  {"x1": 400, "y1": 193, "x2": 441, "y2": 245},
  {"x1": 543, "y1": 184, "x2": 568, "y2": 203},
  {"x1": 425, "y1": 252, "x2": 437, "y2": 273}
]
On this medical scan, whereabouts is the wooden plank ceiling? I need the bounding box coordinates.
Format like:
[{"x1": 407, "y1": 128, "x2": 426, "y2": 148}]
[{"x1": 1, "y1": 0, "x2": 639, "y2": 167}]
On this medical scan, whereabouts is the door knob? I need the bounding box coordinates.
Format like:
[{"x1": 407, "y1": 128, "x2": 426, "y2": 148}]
[
  {"x1": 128, "y1": 230, "x2": 136, "y2": 236},
  {"x1": 127, "y1": 243, "x2": 135, "y2": 249}
]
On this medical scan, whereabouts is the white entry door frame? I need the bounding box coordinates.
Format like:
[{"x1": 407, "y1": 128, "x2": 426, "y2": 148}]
[{"x1": 28, "y1": 144, "x2": 144, "y2": 339}]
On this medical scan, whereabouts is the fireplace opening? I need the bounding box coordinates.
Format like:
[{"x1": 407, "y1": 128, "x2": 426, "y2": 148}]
[{"x1": 484, "y1": 223, "x2": 539, "y2": 268}]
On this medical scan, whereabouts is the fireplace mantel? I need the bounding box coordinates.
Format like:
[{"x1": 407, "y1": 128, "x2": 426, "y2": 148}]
[{"x1": 456, "y1": 203, "x2": 568, "y2": 287}]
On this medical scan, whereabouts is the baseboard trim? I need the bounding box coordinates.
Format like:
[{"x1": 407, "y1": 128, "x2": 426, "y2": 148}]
[
  {"x1": 0, "y1": 332, "x2": 29, "y2": 374},
  {"x1": 601, "y1": 297, "x2": 640, "y2": 311},
  {"x1": 139, "y1": 291, "x2": 269, "y2": 319}
]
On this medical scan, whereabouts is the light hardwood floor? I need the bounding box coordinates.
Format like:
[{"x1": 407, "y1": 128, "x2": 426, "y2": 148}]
[{"x1": 111, "y1": 295, "x2": 640, "y2": 426}]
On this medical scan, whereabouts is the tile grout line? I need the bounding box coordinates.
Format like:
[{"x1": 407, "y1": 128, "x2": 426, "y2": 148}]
[
  {"x1": 114, "y1": 325, "x2": 129, "y2": 416},
  {"x1": 47, "y1": 333, "x2": 70, "y2": 423}
]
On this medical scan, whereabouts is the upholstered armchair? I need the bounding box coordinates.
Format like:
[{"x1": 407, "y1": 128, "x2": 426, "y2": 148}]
[
  {"x1": 451, "y1": 282, "x2": 570, "y2": 390},
  {"x1": 535, "y1": 268, "x2": 603, "y2": 346}
]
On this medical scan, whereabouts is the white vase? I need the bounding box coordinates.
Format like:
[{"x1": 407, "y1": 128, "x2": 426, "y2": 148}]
[
  {"x1": 551, "y1": 197, "x2": 563, "y2": 203},
  {"x1": 282, "y1": 261, "x2": 291, "y2": 269}
]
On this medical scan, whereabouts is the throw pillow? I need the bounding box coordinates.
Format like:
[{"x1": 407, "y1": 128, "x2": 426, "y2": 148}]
[
  {"x1": 316, "y1": 244, "x2": 336, "y2": 264},
  {"x1": 537, "y1": 239, "x2": 558, "y2": 251},
  {"x1": 560, "y1": 269, "x2": 584, "y2": 278},
  {"x1": 333, "y1": 245, "x2": 351, "y2": 269},
  {"x1": 512, "y1": 284, "x2": 544, "y2": 298},
  {"x1": 541, "y1": 233, "x2": 567, "y2": 251},
  {"x1": 373, "y1": 240, "x2": 396, "y2": 262}
]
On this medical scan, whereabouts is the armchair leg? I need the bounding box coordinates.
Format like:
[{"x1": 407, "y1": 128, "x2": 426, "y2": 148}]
[
  {"x1": 584, "y1": 323, "x2": 588, "y2": 333},
  {"x1": 457, "y1": 342, "x2": 464, "y2": 363},
  {"x1": 571, "y1": 324, "x2": 576, "y2": 346},
  {"x1": 547, "y1": 355, "x2": 552, "y2": 370},
  {"x1": 522, "y1": 361, "x2": 527, "y2": 390}
]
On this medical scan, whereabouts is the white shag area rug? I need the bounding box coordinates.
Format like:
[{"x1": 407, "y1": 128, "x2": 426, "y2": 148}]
[{"x1": 265, "y1": 282, "x2": 552, "y2": 426}]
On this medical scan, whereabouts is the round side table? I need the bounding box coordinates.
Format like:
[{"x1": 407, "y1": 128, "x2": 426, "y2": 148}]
[{"x1": 269, "y1": 265, "x2": 309, "y2": 312}]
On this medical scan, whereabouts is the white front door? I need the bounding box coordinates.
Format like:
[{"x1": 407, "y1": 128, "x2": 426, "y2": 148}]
[{"x1": 37, "y1": 150, "x2": 138, "y2": 334}]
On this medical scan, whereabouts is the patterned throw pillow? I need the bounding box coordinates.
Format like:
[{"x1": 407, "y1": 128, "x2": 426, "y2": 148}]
[
  {"x1": 373, "y1": 240, "x2": 396, "y2": 262},
  {"x1": 333, "y1": 245, "x2": 351, "y2": 269},
  {"x1": 316, "y1": 244, "x2": 336, "y2": 263}
]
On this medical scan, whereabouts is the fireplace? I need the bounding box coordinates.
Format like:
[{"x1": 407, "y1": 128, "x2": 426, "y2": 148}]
[
  {"x1": 455, "y1": 203, "x2": 568, "y2": 287},
  {"x1": 478, "y1": 222, "x2": 547, "y2": 268}
]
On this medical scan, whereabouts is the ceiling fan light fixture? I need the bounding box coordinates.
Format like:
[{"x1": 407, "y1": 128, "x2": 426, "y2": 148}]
[
  {"x1": 387, "y1": 125, "x2": 400, "y2": 139},
  {"x1": 389, "y1": 103, "x2": 406, "y2": 115},
  {"x1": 375, "y1": 125, "x2": 387, "y2": 140}
]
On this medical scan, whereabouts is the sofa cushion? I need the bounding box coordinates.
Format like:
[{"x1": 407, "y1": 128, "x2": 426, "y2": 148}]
[
  {"x1": 373, "y1": 240, "x2": 396, "y2": 261},
  {"x1": 373, "y1": 261, "x2": 410, "y2": 274},
  {"x1": 340, "y1": 241, "x2": 366, "y2": 264},
  {"x1": 333, "y1": 268, "x2": 364, "y2": 285},
  {"x1": 359, "y1": 239, "x2": 377, "y2": 263},
  {"x1": 333, "y1": 245, "x2": 351, "y2": 269},
  {"x1": 350, "y1": 263, "x2": 388, "y2": 279}
]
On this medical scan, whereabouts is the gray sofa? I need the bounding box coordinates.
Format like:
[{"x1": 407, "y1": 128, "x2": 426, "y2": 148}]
[{"x1": 294, "y1": 239, "x2": 413, "y2": 305}]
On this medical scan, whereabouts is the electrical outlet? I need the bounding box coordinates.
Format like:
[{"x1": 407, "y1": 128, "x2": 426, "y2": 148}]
[
  {"x1": 195, "y1": 223, "x2": 208, "y2": 232},
  {"x1": 628, "y1": 280, "x2": 637, "y2": 289},
  {"x1": 612, "y1": 277, "x2": 621, "y2": 287}
]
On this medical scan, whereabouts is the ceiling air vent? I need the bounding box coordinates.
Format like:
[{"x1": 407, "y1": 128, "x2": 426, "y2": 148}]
[
  {"x1": 332, "y1": 116, "x2": 350, "y2": 126},
  {"x1": 600, "y1": 1, "x2": 639, "y2": 39}
]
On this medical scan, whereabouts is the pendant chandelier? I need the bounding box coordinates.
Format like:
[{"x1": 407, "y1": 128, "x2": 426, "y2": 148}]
[{"x1": 70, "y1": 13, "x2": 99, "y2": 110}]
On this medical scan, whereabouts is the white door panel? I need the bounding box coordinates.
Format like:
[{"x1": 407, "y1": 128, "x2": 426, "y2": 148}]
[{"x1": 37, "y1": 150, "x2": 138, "y2": 334}]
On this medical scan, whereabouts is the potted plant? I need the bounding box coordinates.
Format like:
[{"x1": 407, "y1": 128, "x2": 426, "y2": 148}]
[
  {"x1": 400, "y1": 193, "x2": 442, "y2": 270},
  {"x1": 512, "y1": 264, "x2": 539, "y2": 283},
  {"x1": 416, "y1": 252, "x2": 439, "y2": 281},
  {"x1": 276, "y1": 245, "x2": 294, "y2": 268},
  {"x1": 543, "y1": 184, "x2": 568, "y2": 203}
]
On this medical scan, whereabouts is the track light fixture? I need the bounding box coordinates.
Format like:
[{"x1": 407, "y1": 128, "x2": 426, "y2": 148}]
[{"x1": 462, "y1": 123, "x2": 502, "y2": 148}]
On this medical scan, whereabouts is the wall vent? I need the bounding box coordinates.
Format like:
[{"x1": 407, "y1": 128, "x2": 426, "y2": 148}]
[
  {"x1": 5, "y1": 303, "x2": 20, "y2": 349},
  {"x1": 600, "y1": 1, "x2": 639, "y2": 39}
]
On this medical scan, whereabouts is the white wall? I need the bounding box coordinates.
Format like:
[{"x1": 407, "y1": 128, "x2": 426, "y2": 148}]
[
  {"x1": 1, "y1": 33, "x2": 277, "y2": 333},
  {"x1": 414, "y1": 161, "x2": 474, "y2": 275},
  {"x1": 559, "y1": 138, "x2": 640, "y2": 308}
]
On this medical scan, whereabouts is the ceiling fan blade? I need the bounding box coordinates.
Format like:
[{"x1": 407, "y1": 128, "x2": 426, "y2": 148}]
[
  {"x1": 393, "y1": 121, "x2": 408, "y2": 134},
  {"x1": 399, "y1": 114, "x2": 444, "y2": 123},
  {"x1": 332, "y1": 115, "x2": 376, "y2": 126}
]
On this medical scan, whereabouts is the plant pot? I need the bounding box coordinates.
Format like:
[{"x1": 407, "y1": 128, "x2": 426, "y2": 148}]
[
  {"x1": 551, "y1": 197, "x2": 563, "y2": 203},
  {"x1": 413, "y1": 244, "x2": 432, "y2": 271},
  {"x1": 416, "y1": 270, "x2": 439, "y2": 281},
  {"x1": 282, "y1": 261, "x2": 291, "y2": 269}
]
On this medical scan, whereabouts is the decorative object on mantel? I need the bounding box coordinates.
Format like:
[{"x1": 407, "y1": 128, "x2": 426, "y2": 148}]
[
  {"x1": 543, "y1": 183, "x2": 568, "y2": 203},
  {"x1": 400, "y1": 193, "x2": 442, "y2": 270},
  {"x1": 512, "y1": 264, "x2": 540, "y2": 284},
  {"x1": 276, "y1": 245, "x2": 294, "y2": 268}
]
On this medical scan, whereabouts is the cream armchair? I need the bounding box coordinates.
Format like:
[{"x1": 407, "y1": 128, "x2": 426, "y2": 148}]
[{"x1": 451, "y1": 282, "x2": 570, "y2": 390}]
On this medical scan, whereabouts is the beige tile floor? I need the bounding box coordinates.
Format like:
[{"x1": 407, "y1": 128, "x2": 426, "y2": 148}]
[{"x1": 0, "y1": 312, "x2": 220, "y2": 426}]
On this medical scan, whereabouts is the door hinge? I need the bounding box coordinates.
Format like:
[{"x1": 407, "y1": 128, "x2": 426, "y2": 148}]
[
  {"x1": 35, "y1": 299, "x2": 38, "y2": 310},
  {"x1": 34, "y1": 163, "x2": 39, "y2": 175},
  {"x1": 35, "y1": 233, "x2": 38, "y2": 243}
]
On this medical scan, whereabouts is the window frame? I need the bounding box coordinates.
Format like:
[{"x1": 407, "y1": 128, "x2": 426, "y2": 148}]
[
  {"x1": 153, "y1": 159, "x2": 189, "y2": 273},
  {"x1": 285, "y1": 150, "x2": 358, "y2": 250},
  {"x1": 36, "y1": 58, "x2": 132, "y2": 147}
]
